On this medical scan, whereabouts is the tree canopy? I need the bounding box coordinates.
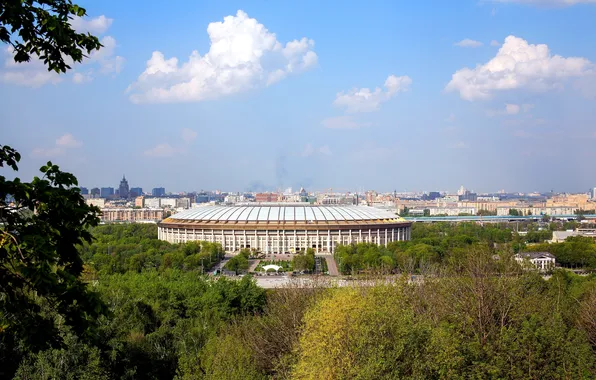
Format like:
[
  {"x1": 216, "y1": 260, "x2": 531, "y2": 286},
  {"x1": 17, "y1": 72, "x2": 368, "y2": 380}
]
[{"x1": 0, "y1": 0, "x2": 102, "y2": 73}]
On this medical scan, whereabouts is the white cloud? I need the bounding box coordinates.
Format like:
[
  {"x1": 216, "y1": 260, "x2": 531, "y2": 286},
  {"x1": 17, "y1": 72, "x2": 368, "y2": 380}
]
[
  {"x1": 143, "y1": 143, "x2": 182, "y2": 158},
  {"x1": 70, "y1": 15, "x2": 113, "y2": 34},
  {"x1": 319, "y1": 145, "x2": 332, "y2": 156},
  {"x1": 491, "y1": 0, "x2": 596, "y2": 6},
  {"x1": 333, "y1": 75, "x2": 411, "y2": 113},
  {"x1": 128, "y1": 10, "x2": 317, "y2": 103},
  {"x1": 449, "y1": 141, "x2": 467, "y2": 149},
  {"x1": 505, "y1": 103, "x2": 521, "y2": 114},
  {"x1": 301, "y1": 143, "x2": 332, "y2": 157},
  {"x1": 73, "y1": 71, "x2": 93, "y2": 84},
  {"x1": 446, "y1": 35, "x2": 594, "y2": 100},
  {"x1": 454, "y1": 39, "x2": 483, "y2": 48},
  {"x1": 488, "y1": 103, "x2": 534, "y2": 116},
  {"x1": 490, "y1": 40, "x2": 501, "y2": 47},
  {"x1": 32, "y1": 133, "x2": 82, "y2": 157},
  {"x1": 181, "y1": 128, "x2": 198, "y2": 143},
  {"x1": 56, "y1": 133, "x2": 83, "y2": 148},
  {"x1": 321, "y1": 116, "x2": 372, "y2": 130},
  {"x1": 1, "y1": 15, "x2": 123, "y2": 87}
]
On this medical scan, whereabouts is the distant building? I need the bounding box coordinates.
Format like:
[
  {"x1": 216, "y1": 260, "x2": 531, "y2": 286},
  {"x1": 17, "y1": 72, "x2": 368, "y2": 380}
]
[
  {"x1": 130, "y1": 187, "x2": 143, "y2": 198},
  {"x1": 551, "y1": 229, "x2": 596, "y2": 243},
  {"x1": 118, "y1": 175, "x2": 129, "y2": 198},
  {"x1": 160, "y1": 198, "x2": 177, "y2": 208},
  {"x1": 100, "y1": 187, "x2": 114, "y2": 198},
  {"x1": 152, "y1": 187, "x2": 166, "y2": 197},
  {"x1": 80, "y1": 187, "x2": 89, "y2": 195},
  {"x1": 592, "y1": 187, "x2": 596, "y2": 200},
  {"x1": 86, "y1": 198, "x2": 105, "y2": 208},
  {"x1": 256, "y1": 192, "x2": 278, "y2": 203},
  {"x1": 90, "y1": 187, "x2": 100, "y2": 198},
  {"x1": 195, "y1": 193, "x2": 210, "y2": 204},
  {"x1": 176, "y1": 197, "x2": 191, "y2": 209},
  {"x1": 144, "y1": 197, "x2": 161, "y2": 208},
  {"x1": 135, "y1": 196, "x2": 144, "y2": 208},
  {"x1": 100, "y1": 208, "x2": 164, "y2": 223},
  {"x1": 514, "y1": 252, "x2": 556, "y2": 272}
]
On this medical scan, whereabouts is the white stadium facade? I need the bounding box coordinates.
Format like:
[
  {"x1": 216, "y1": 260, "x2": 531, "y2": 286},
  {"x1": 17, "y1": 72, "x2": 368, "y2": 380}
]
[{"x1": 158, "y1": 204, "x2": 412, "y2": 254}]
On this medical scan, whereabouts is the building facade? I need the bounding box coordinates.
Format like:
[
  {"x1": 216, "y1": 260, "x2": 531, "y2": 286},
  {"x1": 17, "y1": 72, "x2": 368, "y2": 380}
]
[
  {"x1": 514, "y1": 252, "x2": 556, "y2": 272},
  {"x1": 152, "y1": 187, "x2": 166, "y2": 197},
  {"x1": 101, "y1": 208, "x2": 164, "y2": 223},
  {"x1": 158, "y1": 205, "x2": 412, "y2": 254}
]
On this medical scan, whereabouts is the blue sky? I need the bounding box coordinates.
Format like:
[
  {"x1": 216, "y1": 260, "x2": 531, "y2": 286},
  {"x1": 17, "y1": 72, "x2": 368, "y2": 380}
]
[{"x1": 2, "y1": 0, "x2": 596, "y2": 194}]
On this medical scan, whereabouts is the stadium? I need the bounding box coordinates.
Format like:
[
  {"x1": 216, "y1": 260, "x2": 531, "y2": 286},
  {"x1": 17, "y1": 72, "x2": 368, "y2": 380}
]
[{"x1": 158, "y1": 204, "x2": 412, "y2": 253}]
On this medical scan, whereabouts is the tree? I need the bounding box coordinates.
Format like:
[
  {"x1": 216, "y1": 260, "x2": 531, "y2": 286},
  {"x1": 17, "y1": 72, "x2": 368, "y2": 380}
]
[
  {"x1": 0, "y1": 0, "x2": 102, "y2": 73},
  {"x1": 1, "y1": 146, "x2": 107, "y2": 377}
]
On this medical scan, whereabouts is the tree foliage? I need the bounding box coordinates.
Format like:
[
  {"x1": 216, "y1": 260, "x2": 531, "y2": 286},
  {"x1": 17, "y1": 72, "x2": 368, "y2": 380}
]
[
  {"x1": 0, "y1": 0, "x2": 102, "y2": 73},
  {"x1": 0, "y1": 145, "x2": 107, "y2": 378}
]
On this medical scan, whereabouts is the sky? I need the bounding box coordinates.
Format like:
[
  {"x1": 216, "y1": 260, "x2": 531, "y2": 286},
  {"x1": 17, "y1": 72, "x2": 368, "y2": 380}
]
[{"x1": 2, "y1": 0, "x2": 596, "y2": 194}]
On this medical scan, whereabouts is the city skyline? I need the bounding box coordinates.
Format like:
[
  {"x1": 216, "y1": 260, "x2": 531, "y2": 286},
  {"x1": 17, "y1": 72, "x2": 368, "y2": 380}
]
[{"x1": 2, "y1": 1, "x2": 596, "y2": 193}]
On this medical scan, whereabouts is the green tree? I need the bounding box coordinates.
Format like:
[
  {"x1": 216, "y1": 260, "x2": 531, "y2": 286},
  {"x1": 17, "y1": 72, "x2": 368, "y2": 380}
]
[
  {"x1": 1, "y1": 146, "x2": 107, "y2": 377},
  {"x1": 0, "y1": 0, "x2": 102, "y2": 73}
]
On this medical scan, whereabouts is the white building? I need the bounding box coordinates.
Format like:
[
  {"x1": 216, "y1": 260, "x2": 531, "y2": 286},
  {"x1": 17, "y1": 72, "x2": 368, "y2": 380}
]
[
  {"x1": 144, "y1": 198, "x2": 161, "y2": 208},
  {"x1": 514, "y1": 252, "x2": 556, "y2": 272},
  {"x1": 86, "y1": 198, "x2": 106, "y2": 208},
  {"x1": 429, "y1": 207, "x2": 476, "y2": 216},
  {"x1": 160, "y1": 198, "x2": 177, "y2": 208},
  {"x1": 158, "y1": 205, "x2": 412, "y2": 254}
]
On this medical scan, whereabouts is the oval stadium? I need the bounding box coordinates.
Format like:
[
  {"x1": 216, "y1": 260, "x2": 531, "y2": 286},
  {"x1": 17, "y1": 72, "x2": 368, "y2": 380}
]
[{"x1": 158, "y1": 204, "x2": 412, "y2": 253}]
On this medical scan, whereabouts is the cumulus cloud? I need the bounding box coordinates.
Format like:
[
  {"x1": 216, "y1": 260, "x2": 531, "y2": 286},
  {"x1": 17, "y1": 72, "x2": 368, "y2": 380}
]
[
  {"x1": 70, "y1": 15, "x2": 113, "y2": 34},
  {"x1": 446, "y1": 35, "x2": 594, "y2": 100},
  {"x1": 127, "y1": 10, "x2": 318, "y2": 103},
  {"x1": 321, "y1": 116, "x2": 372, "y2": 130},
  {"x1": 333, "y1": 75, "x2": 411, "y2": 113},
  {"x1": 32, "y1": 133, "x2": 82, "y2": 157},
  {"x1": 454, "y1": 39, "x2": 483, "y2": 48},
  {"x1": 1, "y1": 15, "x2": 123, "y2": 87}
]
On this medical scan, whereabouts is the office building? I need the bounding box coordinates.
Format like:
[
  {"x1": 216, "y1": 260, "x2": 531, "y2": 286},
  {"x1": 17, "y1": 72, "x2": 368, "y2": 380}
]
[
  {"x1": 152, "y1": 187, "x2": 166, "y2": 197},
  {"x1": 100, "y1": 187, "x2": 114, "y2": 198},
  {"x1": 80, "y1": 187, "x2": 89, "y2": 195},
  {"x1": 130, "y1": 187, "x2": 143, "y2": 198}
]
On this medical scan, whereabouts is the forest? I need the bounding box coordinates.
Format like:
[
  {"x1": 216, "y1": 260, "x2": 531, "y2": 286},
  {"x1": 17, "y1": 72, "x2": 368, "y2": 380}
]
[{"x1": 2, "y1": 220, "x2": 594, "y2": 379}]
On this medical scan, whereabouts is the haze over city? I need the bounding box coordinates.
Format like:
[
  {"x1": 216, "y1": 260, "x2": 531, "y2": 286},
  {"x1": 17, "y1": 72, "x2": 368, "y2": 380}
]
[{"x1": 2, "y1": 0, "x2": 596, "y2": 193}]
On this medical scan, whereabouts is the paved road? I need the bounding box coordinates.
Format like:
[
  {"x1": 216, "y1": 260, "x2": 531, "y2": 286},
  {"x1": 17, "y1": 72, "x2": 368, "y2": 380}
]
[{"x1": 321, "y1": 254, "x2": 339, "y2": 276}]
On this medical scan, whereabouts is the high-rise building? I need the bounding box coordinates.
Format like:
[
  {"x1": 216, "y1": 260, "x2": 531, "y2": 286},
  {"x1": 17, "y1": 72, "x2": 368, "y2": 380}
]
[
  {"x1": 119, "y1": 175, "x2": 129, "y2": 199},
  {"x1": 130, "y1": 187, "x2": 143, "y2": 197},
  {"x1": 592, "y1": 187, "x2": 596, "y2": 200},
  {"x1": 79, "y1": 187, "x2": 89, "y2": 195},
  {"x1": 152, "y1": 187, "x2": 166, "y2": 197},
  {"x1": 90, "y1": 187, "x2": 100, "y2": 198},
  {"x1": 100, "y1": 187, "x2": 114, "y2": 198}
]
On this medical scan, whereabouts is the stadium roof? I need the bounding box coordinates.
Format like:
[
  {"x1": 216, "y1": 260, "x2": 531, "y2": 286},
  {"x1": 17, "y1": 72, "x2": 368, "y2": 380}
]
[{"x1": 169, "y1": 205, "x2": 403, "y2": 223}]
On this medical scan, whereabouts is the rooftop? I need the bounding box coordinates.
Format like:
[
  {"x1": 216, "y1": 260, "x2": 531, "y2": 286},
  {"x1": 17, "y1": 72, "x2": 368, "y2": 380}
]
[{"x1": 167, "y1": 205, "x2": 403, "y2": 223}]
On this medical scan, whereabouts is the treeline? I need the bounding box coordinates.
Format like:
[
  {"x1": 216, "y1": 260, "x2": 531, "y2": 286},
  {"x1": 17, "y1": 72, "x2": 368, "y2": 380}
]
[
  {"x1": 180, "y1": 252, "x2": 596, "y2": 379},
  {"x1": 13, "y1": 271, "x2": 266, "y2": 379},
  {"x1": 79, "y1": 224, "x2": 224, "y2": 275},
  {"x1": 335, "y1": 222, "x2": 594, "y2": 274}
]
